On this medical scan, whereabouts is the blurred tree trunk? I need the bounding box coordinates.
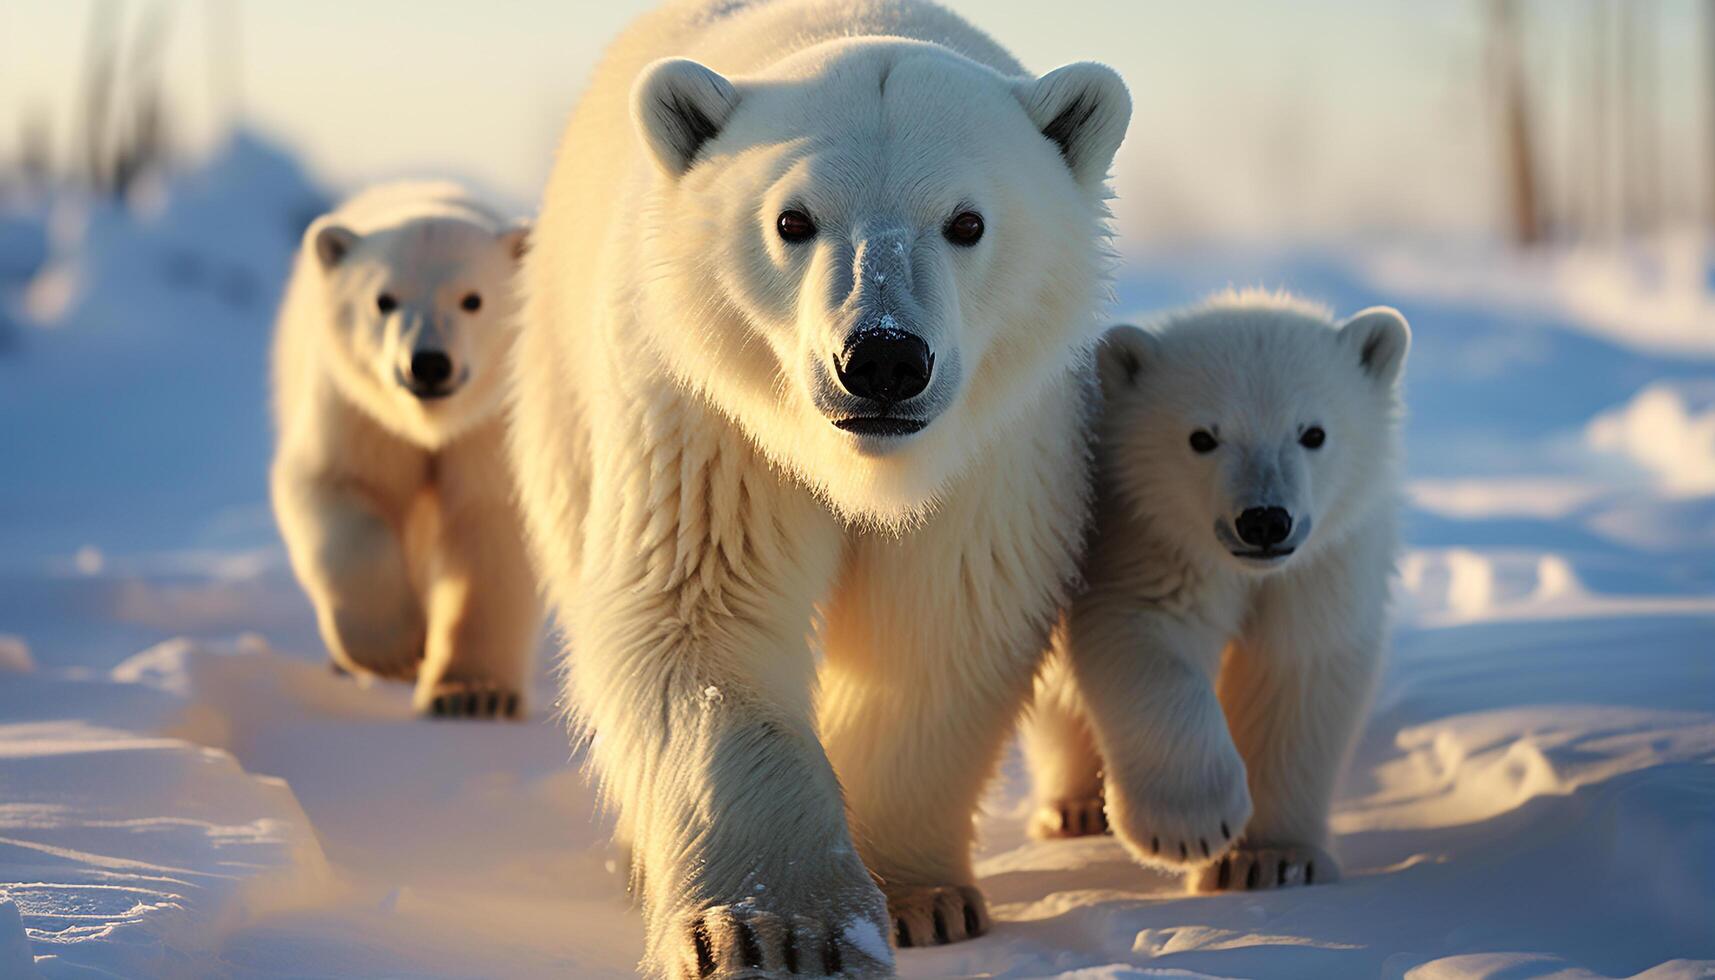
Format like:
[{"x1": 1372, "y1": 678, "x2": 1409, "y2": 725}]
[{"x1": 1490, "y1": 0, "x2": 1543, "y2": 246}]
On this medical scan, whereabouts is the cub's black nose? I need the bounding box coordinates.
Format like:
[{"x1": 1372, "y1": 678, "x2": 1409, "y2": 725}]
[
  {"x1": 409, "y1": 350, "x2": 453, "y2": 388},
  {"x1": 835, "y1": 331, "x2": 932, "y2": 404},
  {"x1": 1235, "y1": 506, "x2": 1293, "y2": 548}
]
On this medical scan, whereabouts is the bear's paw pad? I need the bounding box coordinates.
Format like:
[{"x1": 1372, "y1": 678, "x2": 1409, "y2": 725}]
[
  {"x1": 1029, "y1": 796, "x2": 1109, "y2": 839},
  {"x1": 675, "y1": 905, "x2": 893, "y2": 979},
  {"x1": 1192, "y1": 841, "x2": 1339, "y2": 893},
  {"x1": 886, "y1": 883, "x2": 989, "y2": 948}
]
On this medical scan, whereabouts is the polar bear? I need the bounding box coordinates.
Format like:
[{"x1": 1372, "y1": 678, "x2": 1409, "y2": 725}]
[
  {"x1": 1022, "y1": 293, "x2": 1409, "y2": 893},
  {"x1": 508, "y1": 0, "x2": 1129, "y2": 974},
  {"x1": 271, "y1": 181, "x2": 538, "y2": 718}
]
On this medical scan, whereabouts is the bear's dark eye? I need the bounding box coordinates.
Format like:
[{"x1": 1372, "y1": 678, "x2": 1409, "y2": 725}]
[
  {"x1": 777, "y1": 209, "x2": 817, "y2": 243},
  {"x1": 1300, "y1": 426, "x2": 1326, "y2": 450},
  {"x1": 1190, "y1": 429, "x2": 1219, "y2": 454},
  {"x1": 460, "y1": 292, "x2": 482, "y2": 313},
  {"x1": 944, "y1": 210, "x2": 984, "y2": 247},
  {"x1": 376, "y1": 293, "x2": 398, "y2": 314}
]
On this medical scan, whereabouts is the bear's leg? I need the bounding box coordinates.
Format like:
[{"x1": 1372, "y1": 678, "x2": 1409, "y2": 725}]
[
  {"x1": 1064, "y1": 604, "x2": 1254, "y2": 872},
  {"x1": 568, "y1": 453, "x2": 891, "y2": 980},
  {"x1": 1193, "y1": 546, "x2": 1387, "y2": 893},
  {"x1": 414, "y1": 485, "x2": 539, "y2": 719},
  {"x1": 819, "y1": 536, "x2": 1068, "y2": 948},
  {"x1": 1020, "y1": 640, "x2": 1108, "y2": 839},
  {"x1": 273, "y1": 469, "x2": 424, "y2": 681}
]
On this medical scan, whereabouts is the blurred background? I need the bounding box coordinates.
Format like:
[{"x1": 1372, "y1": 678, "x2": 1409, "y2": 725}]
[{"x1": 3, "y1": 0, "x2": 1711, "y2": 244}]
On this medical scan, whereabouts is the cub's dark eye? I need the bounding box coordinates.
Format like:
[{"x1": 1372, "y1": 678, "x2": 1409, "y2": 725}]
[
  {"x1": 777, "y1": 209, "x2": 817, "y2": 243},
  {"x1": 1300, "y1": 426, "x2": 1326, "y2": 449},
  {"x1": 944, "y1": 210, "x2": 984, "y2": 246},
  {"x1": 1190, "y1": 429, "x2": 1219, "y2": 454},
  {"x1": 376, "y1": 293, "x2": 398, "y2": 314},
  {"x1": 460, "y1": 292, "x2": 482, "y2": 313}
]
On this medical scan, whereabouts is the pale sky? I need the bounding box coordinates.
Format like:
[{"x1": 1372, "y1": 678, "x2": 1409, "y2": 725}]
[{"x1": 2, "y1": 1, "x2": 1706, "y2": 244}]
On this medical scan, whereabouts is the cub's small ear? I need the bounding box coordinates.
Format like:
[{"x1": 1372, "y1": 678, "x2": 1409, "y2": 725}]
[
  {"x1": 1015, "y1": 62, "x2": 1132, "y2": 188},
  {"x1": 310, "y1": 219, "x2": 359, "y2": 270},
  {"x1": 633, "y1": 58, "x2": 741, "y2": 177},
  {"x1": 499, "y1": 222, "x2": 531, "y2": 263},
  {"x1": 1097, "y1": 324, "x2": 1158, "y2": 398},
  {"x1": 1339, "y1": 306, "x2": 1411, "y2": 386}
]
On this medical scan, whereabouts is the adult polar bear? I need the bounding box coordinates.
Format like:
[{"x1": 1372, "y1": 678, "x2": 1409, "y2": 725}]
[{"x1": 509, "y1": 0, "x2": 1129, "y2": 974}]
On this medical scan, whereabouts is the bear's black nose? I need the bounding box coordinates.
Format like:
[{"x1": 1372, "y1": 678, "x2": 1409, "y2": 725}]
[
  {"x1": 409, "y1": 350, "x2": 454, "y2": 388},
  {"x1": 1235, "y1": 506, "x2": 1293, "y2": 548},
  {"x1": 835, "y1": 331, "x2": 932, "y2": 404}
]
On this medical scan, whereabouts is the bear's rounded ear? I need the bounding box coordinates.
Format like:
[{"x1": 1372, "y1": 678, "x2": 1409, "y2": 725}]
[
  {"x1": 1097, "y1": 324, "x2": 1158, "y2": 398},
  {"x1": 310, "y1": 219, "x2": 359, "y2": 271},
  {"x1": 633, "y1": 58, "x2": 741, "y2": 177},
  {"x1": 1015, "y1": 62, "x2": 1132, "y2": 189},
  {"x1": 1338, "y1": 306, "x2": 1411, "y2": 386},
  {"x1": 499, "y1": 222, "x2": 531, "y2": 263}
]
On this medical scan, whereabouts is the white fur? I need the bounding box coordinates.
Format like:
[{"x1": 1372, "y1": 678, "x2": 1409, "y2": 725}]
[
  {"x1": 508, "y1": 0, "x2": 1129, "y2": 974},
  {"x1": 271, "y1": 181, "x2": 539, "y2": 716},
  {"x1": 1023, "y1": 291, "x2": 1409, "y2": 892}
]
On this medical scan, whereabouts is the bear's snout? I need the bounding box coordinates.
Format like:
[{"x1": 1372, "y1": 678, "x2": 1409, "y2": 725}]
[
  {"x1": 1234, "y1": 506, "x2": 1293, "y2": 550},
  {"x1": 397, "y1": 349, "x2": 461, "y2": 401},
  {"x1": 834, "y1": 330, "x2": 933, "y2": 405}
]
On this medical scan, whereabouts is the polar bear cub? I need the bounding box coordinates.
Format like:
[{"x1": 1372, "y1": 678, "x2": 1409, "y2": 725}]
[
  {"x1": 271, "y1": 181, "x2": 538, "y2": 718},
  {"x1": 1023, "y1": 292, "x2": 1409, "y2": 891}
]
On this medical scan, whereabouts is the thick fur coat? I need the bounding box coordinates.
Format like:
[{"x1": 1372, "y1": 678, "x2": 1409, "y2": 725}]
[
  {"x1": 1023, "y1": 292, "x2": 1410, "y2": 893},
  {"x1": 271, "y1": 181, "x2": 538, "y2": 717},
  {"x1": 507, "y1": 0, "x2": 1130, "y2": 975}
]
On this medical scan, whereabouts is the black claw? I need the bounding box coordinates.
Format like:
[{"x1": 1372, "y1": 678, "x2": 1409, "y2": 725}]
[
  {"x1": 1096, "y1": 808, "x2": 1108, "y2": 832},
  {"x1": 505, "y1": 692, "x2": 519, "y2": 717},
  {"x1": 1151, "y1": 835, "x2": 1160, "y2": 855},
  {"x1": 486, "y1": 691, "x2": 501, "y2": 715},
  {"x1": 1200, "y1": 838, "x2": 1210, "y2": 858},
  {"x1": 738, "y1": 920, "x2": 763, "y2": 968},
  {"x1": 932, "y1": 908, "x2": 949, "y2": 945},
  {"x1": 1221, "y1": 821, "x2": 1231, "y2": 840},
  {"x1": 1306, "y1": 861, "x2": 1316, "y2": 885},
  {"x1": 1278, "y1": 858, "x2": 1289, "y2": 887},
  {"x1": 963, "y1": 899, "x2": 982, "y2": 937},
  {"x1": 692, "y1": 919, "x2": 715, "y2": 977},
  {"x1": 895, "y1": 918, "x2": 909, "y2": 948},
  {"x1": 465, "y1": 691, "x2": 480, "y2": 715},
  {"x1": 782, "y1": 927, "x2": 799, "y2": 974},
  {"x1": 1059, "y1": 808, "x2": 1070, "y2": 832},
  {"x1": 431, "y1": 696, "x2": 446, "y2": 716},
  {"x1": 1216, "y1": 857, "x2": 1231, "y2": 889},
  {"x1": 1245, "y1": 860, "x2": 1260, "y2": 890},
  {"x1": 823, "y1": 935, "x2": 842, "y2": 974},
  {"x1": 1179, "y1": 842, "x2": 1188, "y2": 860}
]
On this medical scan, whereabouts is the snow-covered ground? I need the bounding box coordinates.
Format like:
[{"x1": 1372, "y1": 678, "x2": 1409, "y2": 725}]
[{"x1": 1, "y1": 136, "x2": 1711, "y2": 979}]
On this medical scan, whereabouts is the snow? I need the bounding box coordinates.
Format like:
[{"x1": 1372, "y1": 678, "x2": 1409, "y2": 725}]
[{"x1": 2, "y1": 136, "x2": 1712, "y2": 978}]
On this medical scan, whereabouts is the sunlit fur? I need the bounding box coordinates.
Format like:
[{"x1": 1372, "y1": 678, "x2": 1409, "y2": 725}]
[
  {"x1": 271, "y1": 181, "x2": 539, "y2": 714},
  {"x1": 1023, "y1": 291, "x2": 1409, "y2": 893},
  {"x1": 507, "y1": 0, "x2": 1129, "y2": 974}
]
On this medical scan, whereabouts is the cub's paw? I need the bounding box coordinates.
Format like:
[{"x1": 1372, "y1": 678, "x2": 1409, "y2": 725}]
[
  {"x1": 327, "y1": 607, "x2": 425, "y2": 682},
  {"x1": 417, "y1": 680, "x2": 523, "y2": 720},
  {"x1": 671, "y1": 905, "x2": 894, "y2": 979},
  {"x1": 886, "y1": 883, "x2": 989, "y2": 948},
  {"x1": 1028, "y1": 795, "x2": 1108, "y2": 839},
  {"x1": 1107, "y1": 749, "x2": 1252, "y2": 870},
  {"x1": 1192, "y1": 841, "x2": 1339, "y2": 893}
]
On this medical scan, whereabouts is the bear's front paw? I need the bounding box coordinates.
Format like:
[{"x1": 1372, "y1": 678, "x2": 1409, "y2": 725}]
[
  {"x1": 417, "y1": 680, "x2": 523, "y2": 720},
  {"x1": 671, "y1": 905, "x2": 894, "y2": 979},
  {"x1": 1106, "y1": 742, "x2": 1252, "y2": 869},
  {"x1": 1028, "y1": 795, "x2": 1108, "y2": 839},
  {"x1": 885, "y1": 883, "x2": 988, "y2": 948},
  {"x1": 1192, "y1": 840, "x2": 1339, "y2": 892}
]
